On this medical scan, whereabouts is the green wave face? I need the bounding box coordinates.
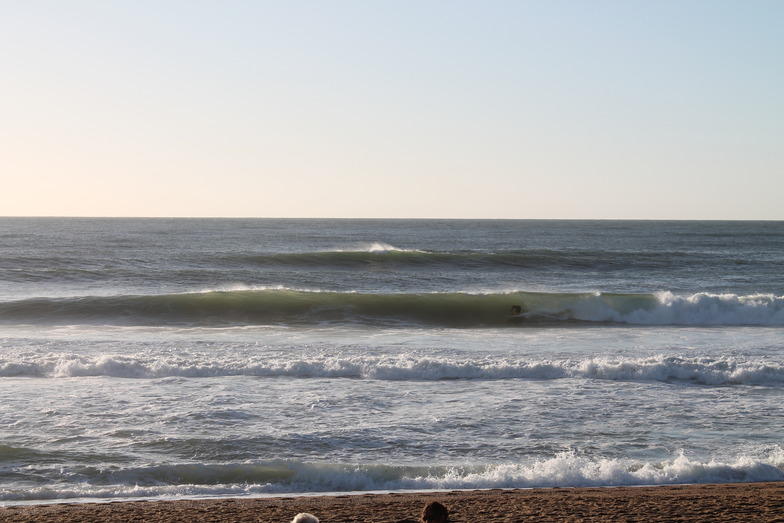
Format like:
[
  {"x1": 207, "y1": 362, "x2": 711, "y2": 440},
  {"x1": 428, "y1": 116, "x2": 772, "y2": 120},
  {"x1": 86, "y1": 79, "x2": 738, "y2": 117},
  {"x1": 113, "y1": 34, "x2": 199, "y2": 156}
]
[{"x1": 5, "y1": 289, "x2": 771, "y2": 327}]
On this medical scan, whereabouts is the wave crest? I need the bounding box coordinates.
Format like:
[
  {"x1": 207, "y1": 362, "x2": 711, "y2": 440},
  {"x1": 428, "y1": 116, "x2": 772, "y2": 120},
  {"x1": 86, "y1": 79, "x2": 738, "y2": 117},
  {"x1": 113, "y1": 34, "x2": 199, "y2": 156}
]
[
  {"x1": 2, "y1": 449, "x2": 782, "y2": 503},
  {"x1": 3, "y1": 353, "x2": 782, "y2": 386},
  {"x1": 1, "y1": 290, "x2": 782, "y2": 327}
]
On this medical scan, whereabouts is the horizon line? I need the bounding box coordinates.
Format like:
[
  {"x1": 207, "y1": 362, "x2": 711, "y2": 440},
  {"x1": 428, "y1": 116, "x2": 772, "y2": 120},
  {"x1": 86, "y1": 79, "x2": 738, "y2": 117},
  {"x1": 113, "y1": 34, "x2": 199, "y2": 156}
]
[{"x1": 1, "y1": 216, "x2": 782, "y2": 222}]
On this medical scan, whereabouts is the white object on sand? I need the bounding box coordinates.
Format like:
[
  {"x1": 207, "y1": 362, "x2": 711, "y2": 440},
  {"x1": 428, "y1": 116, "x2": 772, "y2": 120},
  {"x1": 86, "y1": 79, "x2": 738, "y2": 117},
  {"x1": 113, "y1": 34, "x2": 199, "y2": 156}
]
[{"x1": 291, "y1": 513, "x2": 320, "y2": 523}]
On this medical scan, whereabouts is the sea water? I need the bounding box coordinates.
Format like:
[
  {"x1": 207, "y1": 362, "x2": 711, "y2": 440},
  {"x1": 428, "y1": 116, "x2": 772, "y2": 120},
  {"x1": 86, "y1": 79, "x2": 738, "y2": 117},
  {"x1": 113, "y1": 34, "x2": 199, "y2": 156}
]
[{"x1": 0, "y1": 218, "x2": 782, "y2": 505}]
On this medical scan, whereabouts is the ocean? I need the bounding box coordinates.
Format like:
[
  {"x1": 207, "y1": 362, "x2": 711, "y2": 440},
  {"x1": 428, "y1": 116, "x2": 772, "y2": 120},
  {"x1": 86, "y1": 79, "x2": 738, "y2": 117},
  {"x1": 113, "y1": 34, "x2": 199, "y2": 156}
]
[{"x1": 1, "y1": 218, "x2": 782, "y2": 505}]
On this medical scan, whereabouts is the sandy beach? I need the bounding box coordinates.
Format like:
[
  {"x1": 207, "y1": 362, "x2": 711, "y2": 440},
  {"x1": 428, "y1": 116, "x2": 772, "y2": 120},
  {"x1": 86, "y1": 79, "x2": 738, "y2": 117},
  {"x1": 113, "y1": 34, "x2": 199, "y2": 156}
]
[{"x1": 2, "y1": 482, "x2": 783, "y2": 522}]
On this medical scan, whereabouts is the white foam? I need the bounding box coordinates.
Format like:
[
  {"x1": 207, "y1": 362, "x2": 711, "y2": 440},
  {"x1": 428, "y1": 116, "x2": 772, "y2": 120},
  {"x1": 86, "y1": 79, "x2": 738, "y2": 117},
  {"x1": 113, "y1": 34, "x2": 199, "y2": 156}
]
[
  {"x1": 516, "y1": 292, "x2": 784, "y2": 326},
  {"x1": 623, "y1": 292, "x2": 784, "y2": 326},
  {"x1": 408, "y1": 448, "x2": 784, "y2": 490},
  {"x1": 349, "y1": 243, "x2": 426, "y2": 254},
  {"x1": 2, "y1": 449, "x2": 782, "y2": 505},
  {"x1": 367, "y1": 242, "x2": 401, "y2": 253},
  {"x1": 3, "y1": 352, "x2": 783, "y2": 386}
]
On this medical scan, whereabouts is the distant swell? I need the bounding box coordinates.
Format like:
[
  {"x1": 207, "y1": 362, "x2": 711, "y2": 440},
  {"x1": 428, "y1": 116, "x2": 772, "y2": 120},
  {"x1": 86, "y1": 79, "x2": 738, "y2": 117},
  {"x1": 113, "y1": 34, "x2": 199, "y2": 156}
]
[
  {"x1": 2, "y1": 353, "x2": 783, "y2": 386},
  {"x1": 222, "y1": 246, "x2": 757, "y2": 272},
  {"x1": 1, "y1": 290, "x2": 783, "y2": 327}
]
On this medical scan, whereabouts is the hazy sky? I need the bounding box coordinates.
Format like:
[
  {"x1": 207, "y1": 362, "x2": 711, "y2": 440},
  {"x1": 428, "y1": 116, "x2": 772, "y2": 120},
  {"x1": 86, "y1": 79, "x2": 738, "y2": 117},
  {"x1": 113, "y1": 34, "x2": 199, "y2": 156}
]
[{"x1": 2, "y1": 1, "x2": 783, "y2": 219}]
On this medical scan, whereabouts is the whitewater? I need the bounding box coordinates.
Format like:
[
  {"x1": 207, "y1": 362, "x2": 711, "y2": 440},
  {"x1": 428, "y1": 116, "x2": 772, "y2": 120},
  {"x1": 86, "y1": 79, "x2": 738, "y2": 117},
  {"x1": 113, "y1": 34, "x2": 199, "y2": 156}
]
[{"x1": 0, "y1": 218, "x2": 782, "y2": 505}]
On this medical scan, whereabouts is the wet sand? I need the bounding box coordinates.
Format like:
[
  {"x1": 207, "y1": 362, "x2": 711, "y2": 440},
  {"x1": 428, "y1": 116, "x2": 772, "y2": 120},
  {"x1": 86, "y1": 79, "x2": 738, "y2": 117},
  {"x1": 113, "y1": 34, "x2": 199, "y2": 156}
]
[{"x1": 2, "y1": 482, "x2": 783, "y2": 522}]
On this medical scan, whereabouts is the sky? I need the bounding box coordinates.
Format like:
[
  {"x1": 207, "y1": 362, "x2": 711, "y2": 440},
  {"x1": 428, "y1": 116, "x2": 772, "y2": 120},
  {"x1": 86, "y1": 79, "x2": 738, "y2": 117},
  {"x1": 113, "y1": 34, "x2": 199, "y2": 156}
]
[{"x1": 2, "y1": 0, "x2": 783, "y2": 219}]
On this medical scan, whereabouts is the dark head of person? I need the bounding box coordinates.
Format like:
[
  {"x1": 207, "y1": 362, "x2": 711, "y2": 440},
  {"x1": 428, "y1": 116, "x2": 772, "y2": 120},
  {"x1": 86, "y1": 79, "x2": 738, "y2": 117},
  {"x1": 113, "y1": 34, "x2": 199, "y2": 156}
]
[{"x1": 421, "y1": 501, "x2": 449, "y2": 523}]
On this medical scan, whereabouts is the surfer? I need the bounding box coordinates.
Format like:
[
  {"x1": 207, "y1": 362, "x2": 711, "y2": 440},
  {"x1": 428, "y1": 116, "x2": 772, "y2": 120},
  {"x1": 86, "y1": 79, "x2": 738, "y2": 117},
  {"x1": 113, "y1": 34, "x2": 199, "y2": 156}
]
[{"x1": 510, "y1": 305, "x2": 522, "y2": 314}]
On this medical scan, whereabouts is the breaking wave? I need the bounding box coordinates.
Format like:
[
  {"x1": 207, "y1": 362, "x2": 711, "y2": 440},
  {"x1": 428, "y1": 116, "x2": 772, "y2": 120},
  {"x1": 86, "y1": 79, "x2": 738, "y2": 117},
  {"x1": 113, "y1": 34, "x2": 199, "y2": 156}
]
[
  {"x1": 2, "y1": 449, "x2": 783, "y2": 504},
  {"x1": 2, "y1": 353, "x2": 783, "y2": 386},
  {"x1": 1, "y1": 290, "x2": 782, "y2": 327}
]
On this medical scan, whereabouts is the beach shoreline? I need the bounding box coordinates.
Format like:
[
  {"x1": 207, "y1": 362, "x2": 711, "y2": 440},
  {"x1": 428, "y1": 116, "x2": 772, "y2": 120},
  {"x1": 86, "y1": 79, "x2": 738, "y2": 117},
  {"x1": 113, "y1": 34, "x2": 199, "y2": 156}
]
[{"x1": 2, "y1": 482, "x2": 783, "y2": 522}]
